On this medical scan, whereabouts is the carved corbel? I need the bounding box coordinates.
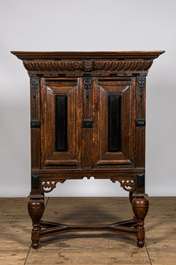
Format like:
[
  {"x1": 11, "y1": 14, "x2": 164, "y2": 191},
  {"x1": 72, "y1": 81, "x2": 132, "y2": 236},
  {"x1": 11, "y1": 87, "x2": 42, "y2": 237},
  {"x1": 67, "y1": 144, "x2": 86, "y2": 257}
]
[
  {"x1": 110, "y1": 177, "x2": 135, "y2": 192},
  {"x1": 30, "y1": 76, "x2": 40, "y2": 103},
  {"x1": 41, "y1": 180, "x2": 65, "y2": 193},
  {"x1": 137, "y1": 76, "x2": 146, "y2": 102}
]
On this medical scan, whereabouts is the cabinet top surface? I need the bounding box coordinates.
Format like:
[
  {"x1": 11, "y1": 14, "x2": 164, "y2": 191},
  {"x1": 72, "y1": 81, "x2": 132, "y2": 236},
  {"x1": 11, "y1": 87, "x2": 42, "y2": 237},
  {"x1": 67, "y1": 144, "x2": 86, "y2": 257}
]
[{"x1": 11, "y1": 50, "x2": 165, "y2": 60}]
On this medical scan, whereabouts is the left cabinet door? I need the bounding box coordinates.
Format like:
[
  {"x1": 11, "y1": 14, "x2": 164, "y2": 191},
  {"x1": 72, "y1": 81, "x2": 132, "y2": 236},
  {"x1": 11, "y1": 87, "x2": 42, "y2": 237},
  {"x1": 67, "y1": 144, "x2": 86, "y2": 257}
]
[{"x1": 40, "y1": 78, "x2": 82, "y2": 168}]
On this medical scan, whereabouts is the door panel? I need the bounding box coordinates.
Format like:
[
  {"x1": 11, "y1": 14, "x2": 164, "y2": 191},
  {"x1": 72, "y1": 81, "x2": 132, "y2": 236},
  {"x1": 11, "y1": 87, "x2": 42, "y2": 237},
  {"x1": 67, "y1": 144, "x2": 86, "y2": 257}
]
[
  {"x1": 93, "y1": 78, "x2": 136, "y2": 167},
  {"x1": 41, "y1": 78, "x2": 81, "y2": 167}
]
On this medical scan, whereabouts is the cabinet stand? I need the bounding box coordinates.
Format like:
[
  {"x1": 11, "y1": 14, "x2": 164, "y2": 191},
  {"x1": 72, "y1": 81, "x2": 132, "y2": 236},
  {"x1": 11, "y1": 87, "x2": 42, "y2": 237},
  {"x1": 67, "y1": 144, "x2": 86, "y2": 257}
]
[{"x1": 12, "y1": 50, "x2": 164, "y2": 248}]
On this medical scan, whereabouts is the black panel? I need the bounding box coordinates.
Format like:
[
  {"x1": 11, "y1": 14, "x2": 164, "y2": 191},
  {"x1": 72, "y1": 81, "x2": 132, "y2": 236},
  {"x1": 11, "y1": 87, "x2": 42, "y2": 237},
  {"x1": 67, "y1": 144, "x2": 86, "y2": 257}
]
[
  {"x1": 109, "y1": 73, "x2": 118, "y2": 77},
  {"x1": 45, "y1": 79, "x2": 75, "y2": 82},
  {"x1": 83, "y1": 74, "x2": 91, "y2": 77},
  {"x1": 32, "y1": 175, "x2": 39, "y2": 190},
  {"x1": 83, "y1": 120, "x2": 92, "y2": 128},
  {"x1": 57, "y1": 74, "x2": 66, "y2": 77},
  {"x1": 98, "y1": 78, "x2": 132, "y2": 82},
  {"x1": 132, "y1": 73, "x2": 140, "y2": 76},
  {"x1": 36, "y1": 74, "x2": 44, "y2": 77},
  {"x1": 31, "y1": 120, "x2": 40, "y2": 128},
  {"x1": 136, "y1": 119, "x2": 145, "y2": 126},
  {"x1": 108, "y1": 95, "x2": 121, "y2": 151},
  {"x1": 137, "y1": 174, "x2": 145, "y2": 188},
  {"x1": 55, "y1": 96, "x2": 67, "y2": 151}
]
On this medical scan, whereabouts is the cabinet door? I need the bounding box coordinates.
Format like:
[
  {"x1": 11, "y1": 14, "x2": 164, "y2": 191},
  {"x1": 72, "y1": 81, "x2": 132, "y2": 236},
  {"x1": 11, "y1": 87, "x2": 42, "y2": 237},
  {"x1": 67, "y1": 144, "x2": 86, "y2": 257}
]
[
  {"x1": 40, "y1": 77, "x2": 136, "y2": 169},
  {"x1": 92, "y1": 78, "x2": 136, "y2": 167},
  {"x1": 41, "y1": 78, "x2": 82, "y2": 167}
]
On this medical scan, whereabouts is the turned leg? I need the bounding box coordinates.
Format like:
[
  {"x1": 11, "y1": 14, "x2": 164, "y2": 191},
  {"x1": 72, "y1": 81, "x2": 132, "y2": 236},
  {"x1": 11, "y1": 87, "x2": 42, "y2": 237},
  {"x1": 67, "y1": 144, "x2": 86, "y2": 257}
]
[
  {"x1": 129, "y1": 191, "x2": 133, "y2": 204},
  {"x1": 28, "y1": 199, "x2": 44, "y2": 248},
  {"x1": 129, "y1": 191, "x2": 137, "y2": 227},
  {"x1": 132, "y1": 196, "x2": 149, "y2": 247}
]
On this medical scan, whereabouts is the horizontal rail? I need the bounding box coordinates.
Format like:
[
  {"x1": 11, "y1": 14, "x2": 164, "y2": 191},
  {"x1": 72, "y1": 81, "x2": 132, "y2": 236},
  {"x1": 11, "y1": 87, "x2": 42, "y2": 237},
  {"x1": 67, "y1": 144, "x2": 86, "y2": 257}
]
[{"x1": 39, "y1": 223, "x2": 137, "y2": 238}]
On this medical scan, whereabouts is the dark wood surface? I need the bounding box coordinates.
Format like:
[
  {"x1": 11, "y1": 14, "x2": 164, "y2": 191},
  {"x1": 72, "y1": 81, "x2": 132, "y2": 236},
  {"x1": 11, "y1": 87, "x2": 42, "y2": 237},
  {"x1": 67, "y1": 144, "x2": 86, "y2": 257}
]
[
  {"x1": 11, "y1": 50, "x2": 165, "y2": 59},
  {"x1": 12, "y1": 51, "x2": 164, "y2": 248}
]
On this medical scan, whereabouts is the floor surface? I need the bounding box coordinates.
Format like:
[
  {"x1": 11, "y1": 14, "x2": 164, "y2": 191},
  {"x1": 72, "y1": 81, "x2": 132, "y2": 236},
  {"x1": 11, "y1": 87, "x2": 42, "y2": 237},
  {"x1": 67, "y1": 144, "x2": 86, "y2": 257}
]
[{"x1": 0, "y1": 197, "x2": 175, "y2": 264}]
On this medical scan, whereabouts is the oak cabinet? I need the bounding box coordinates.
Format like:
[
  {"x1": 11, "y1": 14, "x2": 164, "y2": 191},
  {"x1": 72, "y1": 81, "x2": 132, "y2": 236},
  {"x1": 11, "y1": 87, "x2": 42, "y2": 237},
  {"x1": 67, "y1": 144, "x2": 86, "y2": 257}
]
[{"x1": 11, "y1": 51, "x2": 164, "y2": 248}]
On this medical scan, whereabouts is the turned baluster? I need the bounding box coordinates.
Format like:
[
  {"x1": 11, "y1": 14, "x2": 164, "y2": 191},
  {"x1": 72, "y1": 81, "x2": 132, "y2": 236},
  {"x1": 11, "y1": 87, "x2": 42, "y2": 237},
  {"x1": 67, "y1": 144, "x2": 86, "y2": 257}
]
[
  {"x1": 132, "y1": 195, "x2": 149, "y2": 247},
  {"x1": 28, "y1": 199, "x2": 44, "y2": 248}
]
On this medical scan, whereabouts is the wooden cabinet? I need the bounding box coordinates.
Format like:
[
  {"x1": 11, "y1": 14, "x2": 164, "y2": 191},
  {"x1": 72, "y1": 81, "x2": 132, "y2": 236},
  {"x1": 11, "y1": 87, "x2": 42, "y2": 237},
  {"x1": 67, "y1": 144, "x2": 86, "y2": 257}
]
[{"x1": 11, "y1": 51, "x2": 164, "y2": 248}]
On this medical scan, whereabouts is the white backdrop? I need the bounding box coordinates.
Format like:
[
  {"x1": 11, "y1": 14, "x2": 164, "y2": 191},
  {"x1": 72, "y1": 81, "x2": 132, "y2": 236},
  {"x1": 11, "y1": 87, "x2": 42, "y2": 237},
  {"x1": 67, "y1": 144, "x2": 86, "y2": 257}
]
[{"x1": 0, "y1": 0, "x2": 176, "y2": 197}]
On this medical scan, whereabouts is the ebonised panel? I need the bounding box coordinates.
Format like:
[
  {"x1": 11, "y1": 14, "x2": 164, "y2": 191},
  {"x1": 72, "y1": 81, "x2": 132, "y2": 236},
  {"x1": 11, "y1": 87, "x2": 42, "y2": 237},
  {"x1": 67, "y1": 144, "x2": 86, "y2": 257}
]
[
  {"x1": 108, "y1": 95, "x2": 121, "y2": 151},
  {"x1": 55, "y1": 96, "x2": 67, "y2": 151}
]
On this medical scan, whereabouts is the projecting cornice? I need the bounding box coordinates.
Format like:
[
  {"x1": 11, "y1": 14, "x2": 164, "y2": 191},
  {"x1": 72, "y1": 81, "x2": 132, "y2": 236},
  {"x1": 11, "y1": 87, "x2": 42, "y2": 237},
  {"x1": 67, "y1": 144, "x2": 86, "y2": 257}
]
[{"x1": 11, "y1": 51, "x2": 165, "y2": 76}]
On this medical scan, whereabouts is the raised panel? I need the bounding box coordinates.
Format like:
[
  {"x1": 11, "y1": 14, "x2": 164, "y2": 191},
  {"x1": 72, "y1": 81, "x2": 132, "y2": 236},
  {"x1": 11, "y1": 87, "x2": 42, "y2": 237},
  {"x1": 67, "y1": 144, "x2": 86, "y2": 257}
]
[
  {"x1": 93, "y1": 79, "x2": 136, "y2": 167},
  {"x1": 41, "y1": 78, "x2": 80, "y2": 167}
]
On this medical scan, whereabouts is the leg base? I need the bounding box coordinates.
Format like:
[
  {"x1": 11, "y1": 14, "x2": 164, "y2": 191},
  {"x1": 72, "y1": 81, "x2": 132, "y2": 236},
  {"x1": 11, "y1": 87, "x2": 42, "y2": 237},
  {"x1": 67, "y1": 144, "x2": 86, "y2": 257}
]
[
  {"x1": 32, "y1": 241, "x2": 39, "y2": 249},
  {"x1": 28, "y1": 199, "x2": 44, "y2": 249},
  {"x1": 137, "y1": 240, "x2": 145, "y2": 248},
  {"x1": 132, "y1": 196, "x2": 149, "y2": 248}
]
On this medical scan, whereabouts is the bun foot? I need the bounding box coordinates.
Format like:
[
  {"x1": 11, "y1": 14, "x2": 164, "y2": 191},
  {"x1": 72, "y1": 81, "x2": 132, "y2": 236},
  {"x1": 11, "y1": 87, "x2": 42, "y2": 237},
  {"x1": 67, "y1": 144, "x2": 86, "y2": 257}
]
[
  {"x1": 137, "y1": 240, "x2": 144, "y2": 248},
  {"x1": 32, "y1": 241, "x2": 39, "y2": 249}
]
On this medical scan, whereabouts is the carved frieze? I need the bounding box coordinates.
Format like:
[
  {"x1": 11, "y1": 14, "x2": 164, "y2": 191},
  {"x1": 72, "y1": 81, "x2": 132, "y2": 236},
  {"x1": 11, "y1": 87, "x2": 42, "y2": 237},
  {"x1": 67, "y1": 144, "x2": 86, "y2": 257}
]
[
  {"x1": 24, "y1": 59, "x2": 153, "y2": 73},
  {"x1": 41, "y1": 177, "x2": 135, "y2": 194}
]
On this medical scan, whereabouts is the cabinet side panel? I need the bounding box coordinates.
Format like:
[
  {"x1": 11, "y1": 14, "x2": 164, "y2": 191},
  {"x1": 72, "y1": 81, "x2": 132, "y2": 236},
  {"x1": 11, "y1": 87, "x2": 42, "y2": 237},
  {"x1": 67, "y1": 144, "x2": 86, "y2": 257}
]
[
  {"x1": 136, "y1": 128, "x2": 145, "y2": 167},
  {"x1": 136, "y1": 77, "x2": 146, "y2": 167},
  {"x1": 31, "y1": 129, "x2": 40, "y2": 168},
  {"x1": 30, "y1": 77, "x2": 41, "y2": 169}
]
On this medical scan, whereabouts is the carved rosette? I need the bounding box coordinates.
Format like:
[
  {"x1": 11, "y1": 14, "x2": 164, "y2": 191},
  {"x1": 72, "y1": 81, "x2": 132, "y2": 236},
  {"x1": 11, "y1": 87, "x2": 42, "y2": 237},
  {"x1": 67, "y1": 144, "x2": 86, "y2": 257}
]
[
  {"x1": 83, "y1": 59, "x2": 94, "y2": 71},
  {"x1": 23, "y1": 59, "x2": 153, "y2": 73}
]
